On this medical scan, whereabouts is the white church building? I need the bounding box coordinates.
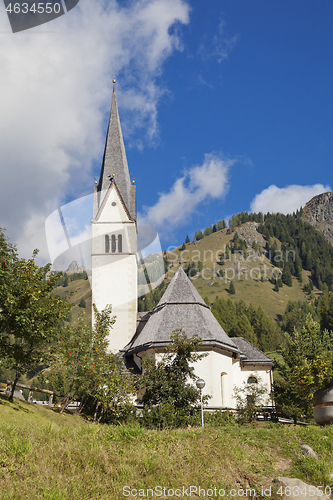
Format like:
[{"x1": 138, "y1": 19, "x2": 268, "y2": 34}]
[{"x1": 91, "y1": 83, "x2": 273, "y2": 408}]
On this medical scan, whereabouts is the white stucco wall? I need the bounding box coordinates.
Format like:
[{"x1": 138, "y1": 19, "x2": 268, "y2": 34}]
[
  {"x1": 134, "y1": 348, "x2": 272, "y2": 409},
  {"x1": 193, "y1": 354, "x2": 272, "y2": 408},
  {"x1": 92, "y1": 186, "x2": 137, "y2": 352}
]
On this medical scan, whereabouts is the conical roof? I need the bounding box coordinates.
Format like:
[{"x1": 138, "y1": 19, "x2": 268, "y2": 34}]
[
  {"x1": 125, "y1": 267, "x2": 239, "y2": 354},
  {"x1": 97, "y1": 86, "x2": 136, "y2": 220},
  {"x1": 157, "y1": 266, "x2": 208, "y2": 307}
]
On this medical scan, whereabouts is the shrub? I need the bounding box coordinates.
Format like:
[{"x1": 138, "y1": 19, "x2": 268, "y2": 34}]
[{"x1": 234, "y1": 378, "x2": 270, "y2": 423}]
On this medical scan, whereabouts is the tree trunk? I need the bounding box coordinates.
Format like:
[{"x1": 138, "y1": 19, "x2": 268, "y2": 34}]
[
  {"x1": 97, "y1": 407, "x2": 104, "y2": 423},
  {"x1": 60, "y1": 360, "x2": 79, "y2": 414},
  {"x1": 93, "y1": 401, "x2": 100, "y2": 423},
  {"x1": 9, "y1": 370, "x2": 20, "y2": 402},
  {"x1": 60, "y1": 394, "x2": 71, "y2": 414},
  {"x1": 75, "y1": 397, "x2": 86, "y2": 416}
]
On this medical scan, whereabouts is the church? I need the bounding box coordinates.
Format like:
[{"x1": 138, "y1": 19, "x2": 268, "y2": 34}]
[{"x1": 91, "y1": 82, "x2": 273, "y2": 409}]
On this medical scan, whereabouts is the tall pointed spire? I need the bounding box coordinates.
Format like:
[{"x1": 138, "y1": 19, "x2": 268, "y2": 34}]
[{"x1": 97, "y1": 81, "x2": 136, "y2": 220}]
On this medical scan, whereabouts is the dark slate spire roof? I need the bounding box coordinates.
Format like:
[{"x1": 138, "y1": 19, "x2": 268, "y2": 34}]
[
  {"x1": 158, "y1": 266, "x2": 208, "y2": 307},
  {"x1": 124, "y1": 267, "x2": 239, "y2": 354},
  {"x1": 97, "y1": 85, "x2": 136, "y2": 220},
  {"x1": 231, "y1": 337, "x2": 273, "y2": 366}
]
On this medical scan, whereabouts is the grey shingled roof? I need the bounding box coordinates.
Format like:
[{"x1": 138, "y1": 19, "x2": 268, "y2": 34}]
[
  {"x1": 97, "y1": 86, "x2": 136, "y2": 221},
  {"x1": 232, "y1": 337, "x2": 273, "y2": 366},
  {"x1": 125, "y1": 267, "x2": 239, "y2": 354},
  {"x1": 157, "y1": 266, "x2": 208, "y2": 307}
]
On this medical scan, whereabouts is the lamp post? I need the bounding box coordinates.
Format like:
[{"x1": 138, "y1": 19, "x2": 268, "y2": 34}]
[{"x1": 196, "y1": 378, "x2": 205, "y2": 427}]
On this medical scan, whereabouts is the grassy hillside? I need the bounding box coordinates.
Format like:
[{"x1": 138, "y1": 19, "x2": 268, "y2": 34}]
[
  {"x1": 53, "y1": 219, "x2": 322, "y2": 329},
  {"x1": 0, "y1": 395, "x2": 333, "y2": 500},
  {"x1": 53, "y1": 277, "x2": 92, "y2": 323},
  {"x1": 165, "y1": 224, "x2": 315, "y2": 322}
]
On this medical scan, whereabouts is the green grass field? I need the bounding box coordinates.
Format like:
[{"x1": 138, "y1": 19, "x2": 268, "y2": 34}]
[{"x1": 0, "y1": 395, "x2": 333, "y2": 500}]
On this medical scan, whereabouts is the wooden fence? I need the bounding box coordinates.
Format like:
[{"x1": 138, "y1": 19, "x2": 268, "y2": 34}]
[{"x1": 0, "y1": 378, "x2": 63, "y2": 407}]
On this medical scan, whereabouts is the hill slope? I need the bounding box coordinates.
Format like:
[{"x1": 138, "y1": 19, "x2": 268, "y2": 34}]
[
  {"x1": 164, "y1": 222, "x2": 313, "y2": 321},
  {"x1": 0, "y1": 395, "x2": 332, "y2": 500},
  {"x1": 53, "y1": 210, "x2": 333, "y2": 350}
]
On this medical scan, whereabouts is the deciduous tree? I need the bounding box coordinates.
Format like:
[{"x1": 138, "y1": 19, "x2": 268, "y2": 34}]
[
  {"x1": 139, "y1": 329, "x2": 208, "y2": 427},
  {"x1": 0, "y1": 228, "x2": 70, "y2": 401}
]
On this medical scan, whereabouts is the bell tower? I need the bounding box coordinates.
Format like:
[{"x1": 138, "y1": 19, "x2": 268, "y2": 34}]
[{"x1": 91, "y1": 81, "x2": 137, "y2": 352}]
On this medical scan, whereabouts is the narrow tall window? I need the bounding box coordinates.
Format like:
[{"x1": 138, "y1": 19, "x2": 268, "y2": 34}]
[
  {"x1": 105, "y1": 234, "x2": 110, "y2": 253},
  {"x1": 118, "y1": 234, "x2": 122, "y2": 253},
  {"x1": 111, "y1": 234, "x2": 116, "y2": 253},
  {"x1": 221, "y1": 372, "x2": 229, "y2": 407}
]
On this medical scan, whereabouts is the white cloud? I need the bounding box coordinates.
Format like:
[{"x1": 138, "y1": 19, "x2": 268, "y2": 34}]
[
  {"x1": 0, "y1": 0, "x2": 190, "y2": 261},
  {"x1": 250, "y1": 184, "x2": 332, "y2": 215},
  {"x1": 138, "y1": 153, "x2": 233, "y2": 230},
  {"x1": 198, "y1": 18, "x2": 239, "y2": 63}
]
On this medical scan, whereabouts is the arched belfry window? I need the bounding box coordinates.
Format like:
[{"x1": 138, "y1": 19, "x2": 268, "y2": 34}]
[
  {"x1": 247, "y1": 376, "x2": 258, "y2": 384},
  {"x1": 105, "y1": 235, "x2": 110, "y2": 253},
  {"x1": 118, "y1": 234, "x2": 122, "y2": 253},
  {"x1": 111, "y1": 234, "x2": 116, "y2": 253}
]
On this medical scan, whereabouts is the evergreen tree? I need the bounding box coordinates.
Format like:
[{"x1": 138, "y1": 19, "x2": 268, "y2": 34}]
[
  {"x1": 196, "y1": 230, "x2": 204, "y2": 241},
  {"x1": 252, "y1": 241, "x2": 259, "y2": 253},
  {"x1": 185, "y1": 235, "x2": 190, "y2": 244},
  {"x1": 204, "y1": 226, "x2": 213, "y2": 237},
  {"x1": 229, "y1": 281, "x2": 236, "y2": 294},
  {"x1": 274, "y1": 315, "x2": 333, "y2": 415},
  {"x1": 217, "y1": 252, "x2": 225, "y2": 266},
  {"x1": 235, "y1": 315, "x2": 257, "y2": 345},
  {"x1": 144, "y1": 293, "x2": 154, "y2": 311},
  {"x1": 217, "y1": 220, "x2": 226, "y2": 230},
  {"x1": 319, "y1": 292, "x2": 333, "y2": 333},
  {"x1": 280, "y1": 300, "x2": 318, "y2": 335},
  {"x1": 138, "y1": 298, "x2": 145, "y2": 312},
  {"x1": 282, "y1": 265, "x2": 293, "y2": 287}
]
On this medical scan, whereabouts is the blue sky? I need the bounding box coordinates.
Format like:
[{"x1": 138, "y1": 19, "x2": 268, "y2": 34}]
[
  {"x1": 124, "y1": 0, "x2": 333, "y2": 248},
  {"x1": 0, "y1": 0, "x2": 332, "y2": 264}
]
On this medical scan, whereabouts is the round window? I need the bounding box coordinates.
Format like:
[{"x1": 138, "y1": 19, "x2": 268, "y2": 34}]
[{"x1": 111, "y1": 202, "x2": 117, "y2": 207}]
